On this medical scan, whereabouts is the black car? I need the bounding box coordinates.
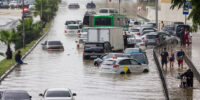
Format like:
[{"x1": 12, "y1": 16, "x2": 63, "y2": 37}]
[
  {"x1": 0, "y1": 90, "x2": 32, "y2": 100},
  {"x1": 86, "y1": 1, "x2": 96, "y2": 9},
  {"x1": 83, "y1": 42, "x2": 111, "y2": 59},
  {"x1": 175, "y1": 25, "x2": 190, "y2": 38},
  {"x1": 23, "y1": 10, "x2": 32, "y2": 18},
  {"x1": 68, "y1": 3, "x2": 80, "y2": 9}
]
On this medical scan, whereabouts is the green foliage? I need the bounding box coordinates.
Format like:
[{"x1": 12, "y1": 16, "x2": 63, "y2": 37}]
[
  {"x1": 171, "y1": 0, "x2": 200, "y2": 32},
  {"x1": 0, "y1": 29, "x2": 18, "y2": 45},
  {"x1": 15, "y1": 18, "x2": 43, "y2": 50},
  {"x1": 34, "y1": 0, "x2": 59, "y2": 22}
]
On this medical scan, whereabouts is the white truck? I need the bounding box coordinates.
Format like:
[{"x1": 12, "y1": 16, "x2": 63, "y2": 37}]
[{"x1": 87, "y1": 27, "x2": 124, "y2": 51}]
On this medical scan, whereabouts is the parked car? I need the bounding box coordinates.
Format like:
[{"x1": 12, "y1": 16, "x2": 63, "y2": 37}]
[
  {"x1": 83, "y1": 42, "x2": 108, "y2": 59},
  {"x1": 129, "y1": 21, "x2": 141, "y2": 28},
  {"x1": 129, "y1": 27, "x2": 140, "y2": 36},
  {"x1": 68, "y1": 3, "x2": 80, "y2": 9},
  {"x1": 99, "y1": 57, "x2": 149, "y2": 74},
  {"x1": 9, "y1": 0, "x2": 18, "y2": 8},
  {"x1": 23, "y1": 10, "x2": 32, "y2": 18},
  {"x1": 86, "y1": 1, "x2": 96, "y2": 9},
  {"x1": 79, "y1": 28, "x2": 88, "y2": 38},
  {"x1": 94, "y1": 53, "x2": 129, "y2": 66},
  {"x1": 65, "y1": 24, "x2": 80, "y2": 34},
  {"x1": 0, "y1": 90, "x2": 32, "y2": 100},
  {"x1": 76, "y1": 38, "x2": 87, "y2": 49},
  {"x1": 143, "y1": 33, "x2": 159, "y2": 47},
  {"x1": 124, "y1": 48, "x2": 142, "y2": 54},
  {"x1": 0, "y1": 1, "x2": 9, "y2": 8},
  {"x1": 140, "y1": 27, "x2": 157, "y2": 36},
  {"x1": 127, "y1": 37, "x2": 145, "y2": 49},
  {"x1": 161, "y1": 25, "x2": 174, "y2": 35},
  {"x1": 39, "y1": 88, "x2": 76, "y2": 100},
  {"x1": 99, "y1": 8, "x2": 118, "y2": 14},
  {"x1": 41, "y1": 41, "x2": 64, "y2": 51},
  {"x1": 141, "y1": 22, "x2": 156, "y2": 28},
  {"x1": 129, "y1": 52, "x2": 148, "y2": 64},
  {"x1": 65, "y1": 21, "x2": 77, "y2": 26}
]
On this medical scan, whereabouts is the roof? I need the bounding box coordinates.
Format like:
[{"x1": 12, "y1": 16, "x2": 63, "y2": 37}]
[
  {"x1": 4, "y1": 90, "x2": 28, "y2": 93},
  {"x1": 46, "y1": 88, "x2": 70, "y2": 91}
]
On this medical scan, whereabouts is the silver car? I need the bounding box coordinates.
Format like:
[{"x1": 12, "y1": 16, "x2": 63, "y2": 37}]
[
  {"x1": 41, "y1": 41, "x2": 64, "y2": 51},
  {"x1": 39, "y1": 88, "x2": 76, "y2": 100}
]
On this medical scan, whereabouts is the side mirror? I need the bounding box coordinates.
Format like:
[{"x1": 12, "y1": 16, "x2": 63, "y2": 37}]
[
  {"x1": 72, "y1": 93, "x2": 77, "y2": 96},
  {"x1": 39, "y1": 93, "x2": 43, "y2": 96}
]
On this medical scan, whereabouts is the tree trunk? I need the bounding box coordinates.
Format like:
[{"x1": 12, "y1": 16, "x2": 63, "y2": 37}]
[{"x1": 6, "y1": 44, "x2": 12, "y2": 59}]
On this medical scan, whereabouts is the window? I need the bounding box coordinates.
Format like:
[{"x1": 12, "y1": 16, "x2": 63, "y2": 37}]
[
  {"x1": 99, "y1": 9, "x2": 108, "y2": 13},
  {"x1": 119, "y1": 59, "x2": 131, "y2": 65},
  {"x1": 95, "y1": 17, "x2": 111, "y2": 26},
  {"x1": 130, "y1": 59, "x2": 139, "y2": 65},
  {"x1": 46, "y1": 91, "x2": 71, "y2": 97},
  {"x1": 4, "y1": 93, "x2": 30, "y2": 100},
  {"x1": 146, "y1": 35, "x2": 158, "y2": 39},
  {"x1": 48, "y1": 41, "x2": 62, "y2": 45},
  {"x1": 67, "y1": 26, "x2": 79, "y2": 29},
  {"x1": 102, "y1": 60, "x2": 115, "y2": 65}
]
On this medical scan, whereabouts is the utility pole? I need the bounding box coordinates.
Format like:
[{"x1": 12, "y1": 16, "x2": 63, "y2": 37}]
[
  {"x1": 41, "y1": 0, "x2": 43, "y2": 20},
  {"x1": 155, "y1": 0, "x2": 158, "y2": 29},
  {"x1": 119, "y1": 0, "x2": 121, "y2": 14},
  {"x1": 22, "y1": 0, "x2": 25, "y2": 48}
]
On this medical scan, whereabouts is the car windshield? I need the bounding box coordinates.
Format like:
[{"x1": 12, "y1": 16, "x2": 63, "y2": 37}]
[
  {"x1": 146, "y1": 35, "x2": 158, "y2": 39},
  {"x1": 85, "y1": 44, "x2": 103, "y2": 48},
  {"x1": 4, "y1": 93, "x2": 30, "y2": 100},
  {"x1": 46, "y1": 91, "x2": 71, "y2": 97},
  {"x1": 65, "y1": 21, "x2": 76, "y2": 25},
  {"x1": 99, "y1": 9, "x2": 108, "y2": 13},
  {"x1": 102, "y1": 60, "x2": 115, "y2": 65},
  {"x1": 124, "y1": 49, "x2": 140, "y2": 54},
  {"x1": 48, "y1": 41, "x2": 62, "y2": 45},
  {"x1": 131, "y1": 29, "x2": 139, "y2": 32},
  {"x1": 67, "y1": 26, "x2": 79, "y2": 29},
  {"x1": 82, "y1": 28, "x2": 88, "y2": 32},
  {"x1": 109, "y1": 9, "x2": 115, "y2": 13}
]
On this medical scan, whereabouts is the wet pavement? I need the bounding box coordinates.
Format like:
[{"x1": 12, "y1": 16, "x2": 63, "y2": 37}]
[{"x1": 0, "y1": 0, "x2": 165, "y2": 99}]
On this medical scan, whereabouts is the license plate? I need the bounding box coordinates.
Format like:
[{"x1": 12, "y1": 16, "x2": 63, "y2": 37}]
[{"x1": 148, "y1": 40, "x2": 155, "y2": 42}]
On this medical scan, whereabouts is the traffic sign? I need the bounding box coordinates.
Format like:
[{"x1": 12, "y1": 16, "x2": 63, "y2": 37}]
[{"x1": 183, "y1": 2, "x2": 189, "y2": 15}]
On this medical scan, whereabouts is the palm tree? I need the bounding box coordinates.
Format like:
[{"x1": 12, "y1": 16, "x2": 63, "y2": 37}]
[{"x1": 0, "y1": 29, "x2": 18, "y2": 59}]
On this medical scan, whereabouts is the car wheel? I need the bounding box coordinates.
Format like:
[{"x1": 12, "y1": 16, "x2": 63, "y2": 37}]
[
  {"x1": 143, "y1": 69, "x2": 149, "y2": 73},
  {"x1": 120, "y1": 71, "x2": 125, "y2": 74}
]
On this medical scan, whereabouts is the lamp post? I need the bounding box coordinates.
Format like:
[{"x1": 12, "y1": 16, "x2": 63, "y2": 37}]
[
  {"x1": 22, "y1": 0, "x2": 25, "y2": 48},
  {"x1": 155, "y1": 0, "x2": 158, "y2": 29},
  {"x1": 119, "y1": 0, "x2": 121, "y2": 14}
]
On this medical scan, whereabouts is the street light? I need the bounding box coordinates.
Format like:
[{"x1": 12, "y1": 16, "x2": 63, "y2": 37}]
[
  {"x1": 155, "y1": 0, "x2": 158, "y2": 29},
  {"x1": 119, "y1": 0, "x2": 121, "y2": 14},
  {"x1": 22, "y1": 0, "x2": 25, "y2": 48}
]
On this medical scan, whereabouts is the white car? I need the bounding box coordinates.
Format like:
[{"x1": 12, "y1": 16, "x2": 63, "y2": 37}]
[
  {"x1": 9, "y1": 0, "x2": 18, "y2": 8},
  {"x1": 99, "y1": 58, "x2": 149, "y2": 74},
  {"x1": 99, "y1": 8, "x2": 118, "y2": 15},
  {"x1": 39, "y1": 88, "x2": 76, "y2": 100},
  {"x1": 65, "y1": 24, "x2": 80, "y2": 34}
]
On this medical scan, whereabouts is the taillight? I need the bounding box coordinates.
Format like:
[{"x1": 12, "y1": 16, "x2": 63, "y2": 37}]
[
  {"x1": 142, "y1": 37, "x2": 145, "y2": 42},
  {"x1": 158, "y1": 38, "x2": 160, "y2": 42},
  {"x1": 136, "y1": 33, "x2": 140, "y2": 35},
  {"x1": 104, "y1": 49, "x2": 106, "y2": 53},
  {"x1": 83, "y1": 50, "x2": 85, "y2": 56},
  {"x1": 77, "y1": 44, "x2": 80, "y2": 48},
  {"x1": 113, "y1": 64, "x2": 119, "y2": 68},
  {"x1": 65, "y1": 30, "x2": 67, "y2": 33}
]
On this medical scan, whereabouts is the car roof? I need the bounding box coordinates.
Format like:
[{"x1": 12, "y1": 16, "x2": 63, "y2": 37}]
[
  {"x1": 4, "y1": 90, "x2": 28, "y2": 93},
  {"x1": 46, "y1": 88, "x2": 70, "y2": 91}
]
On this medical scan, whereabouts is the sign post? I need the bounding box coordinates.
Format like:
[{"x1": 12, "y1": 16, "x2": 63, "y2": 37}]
[{"x1": 183, "y1": 1, "x2": 190, "y2": 24}]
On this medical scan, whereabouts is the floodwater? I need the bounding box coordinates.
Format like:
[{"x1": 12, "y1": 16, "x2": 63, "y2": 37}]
[{"x1": 0, "y1": 0, "x2": 165, "y2": 99}]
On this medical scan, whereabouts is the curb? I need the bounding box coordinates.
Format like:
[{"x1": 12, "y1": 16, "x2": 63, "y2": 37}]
[{"x1": 0, "y1": 22, "x2": 52, "y2": 82}]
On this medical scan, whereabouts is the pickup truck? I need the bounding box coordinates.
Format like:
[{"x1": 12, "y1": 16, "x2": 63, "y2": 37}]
[{"x1": 83, "y1": 42, "x2": 111, "y2": 59}]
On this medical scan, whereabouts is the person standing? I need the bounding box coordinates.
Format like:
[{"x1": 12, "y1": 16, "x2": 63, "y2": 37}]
[
  {"x1": 169, "y1": 49, "x2": 175, "y2": 68},
  {"x1": 177, "y1": 48, "x2": 185, "y2": 68},
  {"x1": 180, "y1": 28, "x2": 185, "y2": 46},
  {"x1": 184, "y1": 28, "x2": 190, "y2": 46},
  {"x1": 160, "y1": 48, "x2": 169, "y2": 69},
  {"x1": 161, "y1": 21, "x2": 164, "y2": 29}
]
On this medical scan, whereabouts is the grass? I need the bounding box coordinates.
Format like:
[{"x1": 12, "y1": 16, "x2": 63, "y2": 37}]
[
  {"x1": 149, "y1": 2, "x2": 156, "y2": 7},
  {"x1": 0, "y1": 20, "x2": 53, "y2": 77}
]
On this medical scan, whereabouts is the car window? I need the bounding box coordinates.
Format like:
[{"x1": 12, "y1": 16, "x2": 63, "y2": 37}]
[
  {"x1": 102, "y1": 60, "x2": 115, "y2": 65},
  {"x1": 102, "y1": 54, "x2": 108, "y2": 59},
  {"x1": 99, "y1": 9, "x2": 108, "y2": 13},
  {"x1": 131, "y1": 29, "x2": 139, "y2": 32},
  {"x1": 130, "y1": 59, "x2": 139, "y2": 65},
  {"x1": 67, "y1": 26, "x2": 79, "y2": 29},
  {"x1": 48, "y1": 41, "x2": 62, "y2": 45},
  {"x1": 146, "y1": 35, "x2": 158, "y2": 39},
  {"x1": 46, "y1": 91, "x2": 71, "y2": 97},
  {"x1": 119, "y1": 59, "x2": 131, "y2": 65},
  {"x1": 109, "y1": 9, "x2": 115, "y2": 13},
  {"x1": 4, "y1": 93, "x2": 30, "y2": 100}
]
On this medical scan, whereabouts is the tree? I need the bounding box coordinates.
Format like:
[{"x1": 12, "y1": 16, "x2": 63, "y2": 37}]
[
  {"x1": 171, "y1": 0, "x2": 200, "y2": 31},
  {"x1": 0, "y1": 29, "x2": 18, "y2": 59}
]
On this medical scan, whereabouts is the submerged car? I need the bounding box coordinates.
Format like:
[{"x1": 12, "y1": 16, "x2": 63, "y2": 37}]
[
  {"x1": 65, "y1": 24, "x2": 80, "y2": 34},
  {"x1": 86, "y1": 1, "x2": 96, "y2": 9},
  {"x1": 41, "y1": 41, "x2": 64, "y2": 51},
  {"x1": 68, "y1": 3, "x2": 80, "y2": 9},
  {"x1": 39, "y1": 88, "x2": 76, "y2": 100},
  {"x1": 0, "y1": 90, "x2": 32, "y2": 100},
  {"x1": 99, "y1": 57, "x2": 149, "y2": 74}
]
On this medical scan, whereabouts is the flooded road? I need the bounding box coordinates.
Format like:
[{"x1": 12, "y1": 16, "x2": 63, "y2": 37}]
[{"x1": 0, "y1": 0, "x2": 165, "y2": 99}]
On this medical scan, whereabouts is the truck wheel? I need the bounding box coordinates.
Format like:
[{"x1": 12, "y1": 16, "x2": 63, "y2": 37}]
[{"x1": 143, "y1": 69, "x2": 149, "y2": 73}]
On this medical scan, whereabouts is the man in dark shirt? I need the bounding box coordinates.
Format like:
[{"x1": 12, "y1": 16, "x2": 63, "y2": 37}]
[
  {"x1": 15, "y1": 50, "x2": 27, "y2": 64},
  {"x1": 160, "y1": 48, "x2": 169, "y2": 69}
]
